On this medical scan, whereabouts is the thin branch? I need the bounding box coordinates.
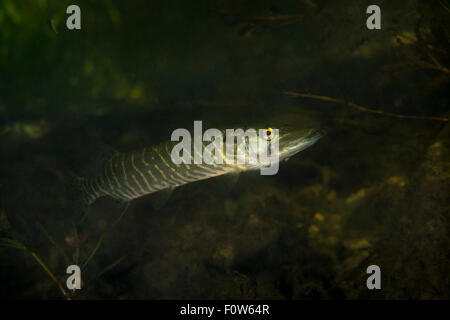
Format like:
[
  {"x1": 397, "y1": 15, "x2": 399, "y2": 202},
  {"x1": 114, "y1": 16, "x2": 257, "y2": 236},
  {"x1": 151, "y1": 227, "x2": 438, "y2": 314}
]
[
  {"x1": 1, "y1": 214, "x2": 71, "y2": 300},
  {"x1": 415, "y1": 23, "x2": 450, "y2": 74},
  {"x1": 284, "y1": 91, "x2": 448, "y2": 122},
  {"x1": 300, "y1": 0, "x2": 318, "y2": 9},
  {"x1": 30, "y1": 251, "x2": 72, "y2": 300},
  {"x1": 37, "y1": 222, "x2": 70, "y2": 265},
  {"x1": 219, "y1": 13, "x2": 304, "y2": 22},
  {"x1": 439, "y1": 1, "x2": 450, "y2": 14},
  {"x1": 396, "y1": 37, "x2": 450, "y2": 74}
]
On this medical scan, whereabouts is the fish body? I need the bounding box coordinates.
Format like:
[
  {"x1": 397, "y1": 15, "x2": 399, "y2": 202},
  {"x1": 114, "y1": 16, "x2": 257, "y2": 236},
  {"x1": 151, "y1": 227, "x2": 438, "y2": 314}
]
[
  {"x1": 79, "y1": 126, "x2": 324, "y2": 206},
  {"x1": 80, "y1": 141, "x2": 238, "y2": 205}
]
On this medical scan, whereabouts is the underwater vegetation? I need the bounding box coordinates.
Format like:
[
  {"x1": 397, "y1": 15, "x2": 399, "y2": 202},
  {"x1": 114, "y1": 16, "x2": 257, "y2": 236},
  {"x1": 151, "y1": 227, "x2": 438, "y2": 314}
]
[{"x1": 0, "y1": 0, "x2": 448, "y2": 299}]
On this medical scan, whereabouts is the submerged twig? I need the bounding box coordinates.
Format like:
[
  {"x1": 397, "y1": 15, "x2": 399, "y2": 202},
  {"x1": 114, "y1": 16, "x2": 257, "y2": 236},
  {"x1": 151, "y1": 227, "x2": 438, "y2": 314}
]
[
  {"x1": 439, "y1": 1, "x2": 450, "y2": 14},
  {"x1": 415, "y1": 22, "x2": 450, "y2": 74},
  {"x1": 214, "y1": 9, "x2": 304, "y2": 36},
  {"x1": 95, "y1": 255, "x2": 126, "y2": 280},
  {"x1": 81, "y1": 234, "x2": 104, "y2": 271},
  {"x1": 30, "y1": 251, "x2": 71, "y2": 300},
  {"x1": 79, "y1": 202, "x2": 128, "y2": 271},
  {"x1": 395, "y1": 21, "x2": 450, "y2": 75},
  {"x1": 217, "y1": 12, "x2": 304, "y2": 23},
  {"x1": 284, "y1": 91, "x2": 448, "y2": 122},
  {"x1": 37, "y1": 222, "x2": 70, "y2": 265},
  {"x1": 0, "y1": 237, "x2": 71, "y2": 299}
]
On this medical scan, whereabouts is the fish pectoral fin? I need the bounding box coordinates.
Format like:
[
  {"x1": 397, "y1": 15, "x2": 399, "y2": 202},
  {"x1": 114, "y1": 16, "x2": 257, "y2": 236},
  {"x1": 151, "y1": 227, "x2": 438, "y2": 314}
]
[{"x1": 150, "y1": 186, "x2": 175, "y2": 211}]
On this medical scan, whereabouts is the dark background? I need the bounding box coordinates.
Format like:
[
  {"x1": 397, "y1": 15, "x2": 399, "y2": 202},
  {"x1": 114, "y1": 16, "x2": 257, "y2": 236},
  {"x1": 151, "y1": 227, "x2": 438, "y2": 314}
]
[{"x1": 0, "y1": 0, "x2": 448, "y2": 299}]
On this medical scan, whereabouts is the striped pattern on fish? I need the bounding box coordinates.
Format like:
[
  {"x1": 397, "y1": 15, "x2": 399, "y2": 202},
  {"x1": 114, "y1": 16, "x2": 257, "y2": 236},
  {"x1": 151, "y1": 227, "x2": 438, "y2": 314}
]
[
  {"x1": 76, "y1": 126, "x2": 324, "y2": 207},
  {"x1": 80, "y1": 140, "x2": 238, "y2": 205}
]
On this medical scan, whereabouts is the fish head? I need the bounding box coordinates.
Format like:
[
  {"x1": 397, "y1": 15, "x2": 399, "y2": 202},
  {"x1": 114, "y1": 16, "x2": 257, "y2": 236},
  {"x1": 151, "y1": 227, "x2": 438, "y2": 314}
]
[
  {"x1": 223, "y1": 124, "x2": 325, "y2": 170},
  {"x1": 275, "y1": 126, "x2": 325, "y2": 162}
]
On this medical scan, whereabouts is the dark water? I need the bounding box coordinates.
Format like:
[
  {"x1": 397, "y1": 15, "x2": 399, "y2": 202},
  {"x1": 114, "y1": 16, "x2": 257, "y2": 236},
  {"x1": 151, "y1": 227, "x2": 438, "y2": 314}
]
[{"x1": 0, "y1": 0, "x2": 448, "y2": 299}]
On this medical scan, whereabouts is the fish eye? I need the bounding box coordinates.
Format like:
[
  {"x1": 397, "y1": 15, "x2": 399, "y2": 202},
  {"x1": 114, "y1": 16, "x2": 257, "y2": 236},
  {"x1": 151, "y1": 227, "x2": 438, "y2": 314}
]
[{"x1": 263, "y1": 127, "x2": 273, "y2": 140}]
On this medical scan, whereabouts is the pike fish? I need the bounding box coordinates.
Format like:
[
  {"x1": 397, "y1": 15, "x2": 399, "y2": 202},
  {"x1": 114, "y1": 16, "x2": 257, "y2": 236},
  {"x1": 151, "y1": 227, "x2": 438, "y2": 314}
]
[{"x1": 76, "y1": 126, "x2": 324, "y2": 209}]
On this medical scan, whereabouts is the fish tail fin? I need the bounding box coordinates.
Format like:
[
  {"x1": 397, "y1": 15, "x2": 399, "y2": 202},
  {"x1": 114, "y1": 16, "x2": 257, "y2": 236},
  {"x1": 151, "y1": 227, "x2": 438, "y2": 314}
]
[
  {"x1": 69, "y1": 173, "x2": 98, "y2": 211},
  {"x1": 70, "y1": 173, "x2": 130, "y2": 224}
]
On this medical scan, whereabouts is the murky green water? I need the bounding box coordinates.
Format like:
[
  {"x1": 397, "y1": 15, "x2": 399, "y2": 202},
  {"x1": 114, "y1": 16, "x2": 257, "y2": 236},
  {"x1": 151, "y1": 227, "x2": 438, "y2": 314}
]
[{"x1": 0, "y1": 0, "x2": 448, "y2": 299}]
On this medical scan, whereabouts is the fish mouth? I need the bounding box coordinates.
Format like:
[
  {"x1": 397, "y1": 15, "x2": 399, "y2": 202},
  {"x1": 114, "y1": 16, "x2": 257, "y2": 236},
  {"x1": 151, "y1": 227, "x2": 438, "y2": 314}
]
[
  {"x1": 302, "y1": 128, "x2": 326, "y2": 144},
  {"x1": 279, "y1": 128, "x2": 325, "y2": 159}
]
